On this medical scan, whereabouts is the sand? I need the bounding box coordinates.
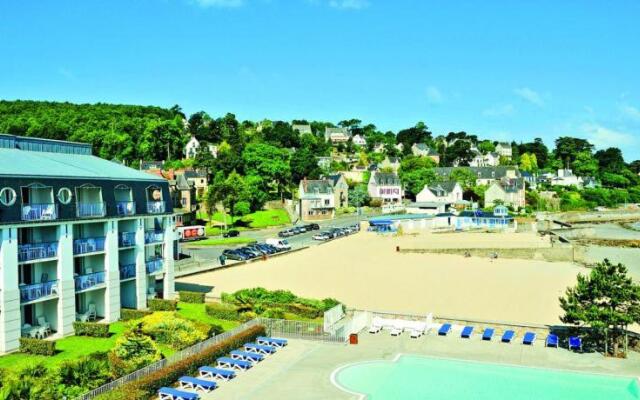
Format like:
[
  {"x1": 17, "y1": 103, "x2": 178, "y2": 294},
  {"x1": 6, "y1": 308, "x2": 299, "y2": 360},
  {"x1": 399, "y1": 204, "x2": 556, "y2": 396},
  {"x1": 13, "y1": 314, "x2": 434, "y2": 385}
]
[{"x1": 178, "y1": 231, "x2": 585, "y2": 325}]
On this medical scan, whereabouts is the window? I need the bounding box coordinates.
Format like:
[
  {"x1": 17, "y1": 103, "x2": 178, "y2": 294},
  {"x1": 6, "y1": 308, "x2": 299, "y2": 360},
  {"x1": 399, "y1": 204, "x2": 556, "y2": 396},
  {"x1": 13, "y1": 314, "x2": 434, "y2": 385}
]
[
  {"x1": 0, "y1": 187, "x2": 16, "y2": 206},
  {"x1": 58, "y1": 187, "x2": 72, "y2": 204}
]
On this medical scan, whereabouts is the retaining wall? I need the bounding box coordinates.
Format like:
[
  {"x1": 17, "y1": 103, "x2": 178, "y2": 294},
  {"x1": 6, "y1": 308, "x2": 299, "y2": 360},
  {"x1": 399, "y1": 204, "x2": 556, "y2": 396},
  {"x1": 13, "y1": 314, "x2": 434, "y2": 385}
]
[{"x1": 399, "y1": 246, "x2": 576, "y2": 262}]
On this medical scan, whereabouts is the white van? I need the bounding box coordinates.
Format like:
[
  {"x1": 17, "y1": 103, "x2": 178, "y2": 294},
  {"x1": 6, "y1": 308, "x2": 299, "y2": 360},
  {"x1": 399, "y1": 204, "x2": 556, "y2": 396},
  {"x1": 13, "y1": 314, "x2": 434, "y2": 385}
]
[{"x1": 266, "y1": 238, "x2": 291, "y2": 251}]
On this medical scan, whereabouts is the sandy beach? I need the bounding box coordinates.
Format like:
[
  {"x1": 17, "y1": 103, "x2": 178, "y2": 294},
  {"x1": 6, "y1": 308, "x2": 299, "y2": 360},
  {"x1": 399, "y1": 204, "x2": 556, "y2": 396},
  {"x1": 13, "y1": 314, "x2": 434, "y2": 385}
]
[{"x1": 178, "y1": 231, "x2": 585, "y2": 325}]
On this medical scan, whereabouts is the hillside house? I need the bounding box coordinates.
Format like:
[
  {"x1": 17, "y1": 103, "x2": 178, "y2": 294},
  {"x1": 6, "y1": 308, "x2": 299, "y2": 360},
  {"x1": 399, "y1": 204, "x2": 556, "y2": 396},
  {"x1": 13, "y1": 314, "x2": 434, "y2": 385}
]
[
  {"x1": 368, "y1": 172, "x2": 403, "y2": 204},
  {"x1": 298, "y1": 179, "x2": 335, "y2": 221}
]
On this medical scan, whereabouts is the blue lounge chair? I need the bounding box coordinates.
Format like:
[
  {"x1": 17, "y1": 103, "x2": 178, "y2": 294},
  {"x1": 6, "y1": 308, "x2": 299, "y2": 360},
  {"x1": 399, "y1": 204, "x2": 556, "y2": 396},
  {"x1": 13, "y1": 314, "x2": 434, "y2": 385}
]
[
  {"x1": 501, "y1": 330, "x2": 515, "y2": 343},
  {"x1": 257, "y1": 336, "x2": 288, "y2": 347},
  {"x1": 482, "y1": 328, "x2": 495, "y2": 341},
  {"x1": 217, "y1": 357, "x2": 252, "y2": 371},
  {"x1": 245, "y1": 343, "x2": 276, "y2": 354},
  {"x1": 231, "y1": 350, "x2": 264, "y2": 363},
  {"x1": 438, "y1": 323, "x2": 452, "y2": 336},
  {"x1": 461, "y1": 326, "x2": 474, "y2": 338},
  {"x1": 546, "y1": 334, "x2": 559, "y2": 348},
  {"x1": 158, "y1": 387, "x2": 199, "y2": 400},
  {"x1": 568, "y1": 336, "x2": 582, "y2": 351},
  {"x1": 198, "y1": 366, "x2": 235, "y2": 381},
  {"x1": 178, "y1": 376, "x2": 217, "y2": 393},
  {"x1": 522, "y1": 332, "x2": 536, "y2": 345}
]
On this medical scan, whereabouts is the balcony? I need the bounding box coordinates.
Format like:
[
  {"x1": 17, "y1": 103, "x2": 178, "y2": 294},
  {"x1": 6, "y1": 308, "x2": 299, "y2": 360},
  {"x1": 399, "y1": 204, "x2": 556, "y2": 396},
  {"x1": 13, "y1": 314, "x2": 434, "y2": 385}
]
[
  {"x1": 21, "y1": 203, "x2": 58, "y2": 221},
  {"x1": 18, "y1": 242, "x2": 58, "y2": 263},
  {"x1": 20, "y1": 280, "x2": 59, "y2": 303},
  {"x1": 144, "y1": 230, "x2": 164, "y2": 244},
  {"x1": 119, "y1": 232, "x2": 136, "y2": 247},
  {"x1": 74, "y1": 271, "x2": 106, "y2": 291},
  {"x1": 119, "y1": 264, "x2": 136, "y2": 280},
  {"x1": 146, "y1": 258, "x2": 163, "y2": 274},
  {"x1": 116, "y1": 201, "x2": 136, "y2": 216},
  {"x1": 76, "y1": 202, "x2": 106, "y2": 218},
  {"x1": 73, "y1": 237, "x2": 106, "y2": 255},
  {"x1": 147, "y1": 201, "x2": 166, "y2": 214}
]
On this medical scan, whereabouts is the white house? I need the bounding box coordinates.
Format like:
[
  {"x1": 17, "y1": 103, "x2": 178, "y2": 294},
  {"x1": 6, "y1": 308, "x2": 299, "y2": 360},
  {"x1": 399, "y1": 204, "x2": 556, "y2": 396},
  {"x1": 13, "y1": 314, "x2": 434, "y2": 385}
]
[
  {"x1": 298, "y1": 179, "x2": 335, "y2": 221},
  {"x1": 416, "y1": 181, "x2": 463, "y2": 204},
  {"x1": 469, "y1": 152, "x2": 500, "y2": 167},
  {"x1": 368, "y1": 172, "x2": 403, "y2": 204},
  {"x1": 373, "y1": 143, "x2": 386, "y2": 153},
  {"x1": 485, "y1": 178, "x2": 526, "y2": 209},
  {"x1": 379, "y1": 156, "x2": 401, "y2": 173},
  {"x1": 183, "y1": 136, "x2": 217, "y2": 159},
  {"x1": 324, "y1": 127, "x2": 351, "y2": 143},
  {"x1": 495, "y1": 142, "x2": 512, "y2": 159},
  {"x1": 411, "y1": 143, "x2": 440, "y2": 164},
  {"x1": 352, "y1": 134, "x2": 367, "y2": 147},
  {"x1": 551, "y1": 169, "x2": 583, "y2": 188}
]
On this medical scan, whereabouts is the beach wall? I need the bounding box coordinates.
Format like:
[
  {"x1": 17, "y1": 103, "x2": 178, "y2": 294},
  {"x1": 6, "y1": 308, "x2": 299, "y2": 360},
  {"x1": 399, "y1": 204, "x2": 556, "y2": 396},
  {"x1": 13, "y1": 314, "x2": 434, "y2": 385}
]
[
  {"x1": 538, "y1": 210, "x2": 640, "y2": 224},
  {"x1": 400, "y1": 246, "x2": 576, "y2": 262}
]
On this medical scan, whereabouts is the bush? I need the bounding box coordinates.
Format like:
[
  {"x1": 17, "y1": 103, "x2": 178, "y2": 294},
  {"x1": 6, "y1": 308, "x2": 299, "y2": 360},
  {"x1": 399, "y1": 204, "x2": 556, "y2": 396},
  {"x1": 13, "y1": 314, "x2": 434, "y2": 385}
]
[
  {"x1": 73, "y1": 321, "x2": 111, "y2": 337},
  {"x1": 19, "y1": 338, "x2": 56, "y2": 356},
  {"x1": 97, "y1": 325, "x2": 266, "y2": 400},
  {"x1": 262, "y1": 307, "x2": 286, "y2": 319},
  {"x1": 148, "y1": 298, "x2": 177, "y2": 311},
  {"x1": 139, "y1": 312, "x2": 206, "y2": 350},
  {"x1": 179, "y1": 291, "x2": 205, "y2": 304},
  {"x1": 205, "y1": 302, "x2": 241, "y2": 320},
  {"x1": 121, "y1": 308, "x2": 152, "y2": 321},
  {"x1": 108, "y1": 328, "x2": 162, "y2": 377}
]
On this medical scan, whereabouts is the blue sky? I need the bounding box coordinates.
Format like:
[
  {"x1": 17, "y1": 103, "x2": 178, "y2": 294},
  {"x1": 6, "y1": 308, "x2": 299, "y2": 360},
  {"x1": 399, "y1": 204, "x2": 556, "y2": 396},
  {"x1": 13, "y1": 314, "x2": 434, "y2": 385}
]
[{"x1": 1, "y1": 0, "x2": 639, "y2": 160}]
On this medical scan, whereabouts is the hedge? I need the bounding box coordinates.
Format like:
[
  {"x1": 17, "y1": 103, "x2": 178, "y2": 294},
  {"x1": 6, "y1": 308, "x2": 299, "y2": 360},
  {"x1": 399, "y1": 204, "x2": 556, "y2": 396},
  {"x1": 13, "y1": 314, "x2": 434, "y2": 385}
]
[
  {"x1": 121, "y1": 308, "x2": 153, "y2": 321},
  {"x1": 96, "y1": 324, "x2": 266, "y2": 400},
  {"x1": 205, "y1": 302, "x2": 241, "y2": 321},
  {"x1": 179, "y1": 291, "x2": 205, "y2": 304},
  {"x1": 73, "y1": 321, "x2": 111, "y2": 337},
  {"x1": 19, "y1": 337, "x2": 56, "y2": 356},
  {"x1": 148, "y1": 299, "x2": 177, "y2": 311}
]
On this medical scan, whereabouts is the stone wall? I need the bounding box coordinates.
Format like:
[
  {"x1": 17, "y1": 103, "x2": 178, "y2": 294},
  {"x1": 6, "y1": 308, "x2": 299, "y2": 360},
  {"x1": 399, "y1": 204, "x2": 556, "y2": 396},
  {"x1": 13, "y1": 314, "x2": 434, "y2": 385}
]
[{"x1": 400, "y1": 246, "x2": 576, "y2": 262}]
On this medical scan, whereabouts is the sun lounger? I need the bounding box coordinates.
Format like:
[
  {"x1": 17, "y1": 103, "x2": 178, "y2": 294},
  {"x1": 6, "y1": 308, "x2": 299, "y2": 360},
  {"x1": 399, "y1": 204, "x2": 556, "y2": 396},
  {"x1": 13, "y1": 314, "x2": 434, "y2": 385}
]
[
  {"x1": 410, "y1": 323, "x2": 426, "y2": 338},
  {"x1": 461, "y1": 326, "x2": 474, "y2": 338},
  {"x1": 178, "y1": 376, "x2": 217, "y2": 393},
  {"x1": 438, "y1": 323, "x2": 452, "y2": 336},
  {"x1": 501, "y1": 330, "x2": 515, "y2": 343},
  {"x1": 482, "y1": 328, "x2": 495, "y2": 341},
  {"x1": 568, "y1": 336, "x2": 582, "y2": 351},
  {"x1": 546, "y1": 334, "x2": 559, "y2": 348},
  {"x1": 158, "y1": 387, "x2": 199, "y2": 400},
  {"x1": 257, "y1": 336, "x2": 288, "y2": 347},
  {"x1": 390, "y1": 321, "x2": 404, "y2": 336},
  {"x1": 244, "y1": 343, "x2": 276, "y2": 354},
  {"x1": 217, "y1": 357, "x2": 252, "y2": 371},
  {"x1": 522, "y1": 332, "x2": 536, "y2": 345},
  {"x1": 198, "y1": 366, "x2": 235, "y2": 381},
  {"x1": 230, "y1": 350, "x2": 264, "y2": 363},
  {"x1": 368, "y1": 324, "x2": 382, "y2": 334}
]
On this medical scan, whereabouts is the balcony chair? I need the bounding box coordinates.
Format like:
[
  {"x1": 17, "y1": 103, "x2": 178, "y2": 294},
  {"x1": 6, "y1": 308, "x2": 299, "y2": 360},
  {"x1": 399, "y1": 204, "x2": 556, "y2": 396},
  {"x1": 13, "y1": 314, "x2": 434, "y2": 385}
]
[
  {"x1": 37, "y1": 316, "x2": 52, "y2": 337},
  {"x1": 76, "y1": 303, "x2": 97, "y2": 322}
]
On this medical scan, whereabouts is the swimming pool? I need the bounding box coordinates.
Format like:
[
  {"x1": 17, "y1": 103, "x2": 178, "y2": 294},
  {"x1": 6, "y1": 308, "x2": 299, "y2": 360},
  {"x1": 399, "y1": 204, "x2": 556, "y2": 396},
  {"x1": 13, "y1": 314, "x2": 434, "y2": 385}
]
[{"x1": 333, "y1": 355, "x2": 639, "y2": 399}]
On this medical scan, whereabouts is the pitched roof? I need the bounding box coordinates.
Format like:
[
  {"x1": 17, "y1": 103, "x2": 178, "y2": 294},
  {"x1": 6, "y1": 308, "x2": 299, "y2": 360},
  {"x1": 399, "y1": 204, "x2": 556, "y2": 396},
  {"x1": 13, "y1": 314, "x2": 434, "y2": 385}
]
[
  {"x1": 372, "y1": 172, "x2": 401, "y2": 185},
  {"x1": 326, "y1": 174, "x2": 344, "y2": 187},
  {"x1": 292, "y1": 124, "x2": 312, "y2": 134},
  {"x1": 174, "y1": 174, "x2": 192, "y2": 191},
  {"x1": 493, "y1": 178, "x2": 525, "y2": 193},
  {"x1": 434, "y1": 166, "x2": 520, "y2": 180},
  {"x1": 301, "y1": 179, "x2": 333, "y2": 194},
  {"x1": 183, "y1": 170, "x2": 207, "y2": 179},
  {"x1": 325, "y1": 127, "x2": 350, "y2": 135},
  {"x1": 427, "y1": 180, "x2": 459, "y2": 196}
]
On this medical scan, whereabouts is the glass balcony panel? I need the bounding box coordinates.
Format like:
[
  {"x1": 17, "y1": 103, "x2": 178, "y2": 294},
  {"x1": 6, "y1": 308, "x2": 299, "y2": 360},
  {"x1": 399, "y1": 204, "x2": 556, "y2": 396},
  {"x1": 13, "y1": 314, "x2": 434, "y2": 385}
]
[
  {"x1": 119, "y1": 232, "x2": 136, "y2": 247},
  {"x1": 77, "y1": 202, "x2": 106, "y2": 218},
  {"x1": 21, "y1": 203, "x2": 58, "y2": 221},
  {"x1": 145, "y1": 258, "x2": 163, "y2": 274},
  {"x1": 18, "y1": 242, "x2": 58, "y2": 262},
  {"x1": 116, "y1": 201, "x2": 136, "y2": 216},
  {"x1": 20, "y1": 280, "x2": 59, "y2": 302},
  {"x1": 119, "y1": 264, "x2": 136, "y2": 280},
  {"x1": 73, "y1": 237, "x2": 106, "y2": 255},
  {"x1": 74, "y1": 271, "x2": 106, "y2": 291},
  {"x1": 144, "y1": 230, "x2": 164, "y2": 244},
  {"x1": 147, "y1": 201, "x2": 165, "y2": 214}
]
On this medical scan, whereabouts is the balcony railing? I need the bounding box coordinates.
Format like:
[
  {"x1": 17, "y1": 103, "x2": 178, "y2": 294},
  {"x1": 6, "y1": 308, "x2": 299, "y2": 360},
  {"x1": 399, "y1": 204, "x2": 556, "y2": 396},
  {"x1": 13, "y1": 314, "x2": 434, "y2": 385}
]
[
  {"x1": 116, "y1": 201, "x2": 136, "y2": 216},
  {"x1": 119, "y1": 264, "x2": 136, "y2": 280},
  {"x1": 147, "y1": 201, "x2": 166, "y2": 214},
  {"x1": 18, "y1": 242, "x2": 58, "y2": 263},
  {"x1": 20, "y1": 280, "x2": 59, "y2": 303},
  {"x1": 119, "y1": 232, "x2": 136, "y2": 247},
  {"x1": 144, "y1": 230, "x2": 164, "y2": 244},
  {"x1": 73, "y1": 237, "x2": 106, "y2": 255},
  {"x1": 76, "y1": 202, "x2": 106, "y2": 218},
  {"x1": 74, "y1": 271, "x2": 106, "y2": 291},
  {"x1": 21, "y1": 203, "x2": 58, "y2": 221},
  {"x1": 146, "y1": 258, "x2": 164, "y2": 274}
]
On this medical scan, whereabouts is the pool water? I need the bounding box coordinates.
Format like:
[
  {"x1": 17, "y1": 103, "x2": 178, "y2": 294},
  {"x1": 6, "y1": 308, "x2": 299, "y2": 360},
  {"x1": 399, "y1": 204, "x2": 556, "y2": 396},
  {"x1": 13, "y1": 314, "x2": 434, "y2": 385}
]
[{"x1": 335, "y1": 355, "x2": 638, "y2": 400}]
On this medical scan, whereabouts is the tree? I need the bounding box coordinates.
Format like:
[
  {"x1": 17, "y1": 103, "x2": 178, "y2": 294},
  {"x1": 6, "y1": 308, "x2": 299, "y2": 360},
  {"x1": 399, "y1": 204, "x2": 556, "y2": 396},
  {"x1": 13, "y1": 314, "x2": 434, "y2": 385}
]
[
  {"x1": 400, "y1": 168, "x2": 438, "y2": 198},
  {"x1": 443, "y1": 140, "x2": 474, "y2": 166},
  {"x1": 629, "y1": 160, "x2": 640, "y2": 174},
  {"x1": 349, "y1": 184, "x2": 370, "y2": 208},
  {"x1": 477, "y1": 140, "x2": 495, "y2": 154},
  {"x1": 594, "y1": 147, "x2": 626, "y2": 173},
  {"x1": 262, "y1": 121, "x2": 300, "y2": 148},
  {"x1": 519, "y1": 152, "x2": 538, "y2": 172},
  {"x1": 519, "y1": 138, "x2": 549, "y2": 168},
  {"x1": 396, "y1": 122, "x2": 432, "y2": 152},
  {"x1": 554, "y1": 137, "x2": 594, "y2": 168},
  {"x1": 450, "y1": 168, "x2": 477, "y2": 190},
  {"x1": 242, "y1": 143, "x2": 291, "y2": 198},
  {"x1": 109, "y1": 326, "x2": 161, "y2": 375},
  {"x1": 559, "y1": 259, "x2": 640, "y2": 357},
  {"x1": 572, "y1": 150, "x2": 599, "y2": 177}
]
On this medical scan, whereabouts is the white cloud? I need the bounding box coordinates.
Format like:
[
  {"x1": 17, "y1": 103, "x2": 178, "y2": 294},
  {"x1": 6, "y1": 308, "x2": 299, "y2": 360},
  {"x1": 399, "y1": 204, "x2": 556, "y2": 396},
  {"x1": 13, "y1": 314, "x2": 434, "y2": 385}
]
[
  {"x1": 328, "y1": 0, "x2": 369, "y2": 10},
  {"x1": 425, "y1": 86, "x2": 443, "y2": 104},
  {"x1": 192, "y1": 0, "x2": 244, "y2": 8},
  {"x1": 620, "y1": 104, "x2": 640, "y2": 121},
  {"x1": 514, "y1": 87, "x2": 544, "y2": 107},
  {"x1": 581, "y1": 123, "x2": 637, "y2": 150},
  {"x1": 482, "y1": 104, "x2": 514, "y2": 117}
]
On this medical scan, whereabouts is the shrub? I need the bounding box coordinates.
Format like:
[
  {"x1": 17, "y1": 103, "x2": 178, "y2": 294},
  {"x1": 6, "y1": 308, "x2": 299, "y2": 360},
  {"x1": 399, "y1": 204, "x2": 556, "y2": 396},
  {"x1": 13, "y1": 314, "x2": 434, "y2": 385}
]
[
  {"x1": 73, "y1": 321, "x2": 111, "y2": 337},
  {"x1": 179, "y1": 291, "x2": 205, "y2": 304},
  {"x1": 239, "y1": 311, "x2": 258, "y2": 322},
  {"x1": 205, "y1": 302, "x2": 241, "y2": 320},
  {"x1": 56, "y1": 354, "x2": 111, "y2": 395},
  {"x1": 121, "y1": 308, "x2": 152, "y2": 321},
  {"x1": 19, "y1": 337, "x2": 56, "y2": 356},
  {"x1": 139, "y1": 312, "x2": 206, "y2": 350},
  {"x1": 262, "y1": 307, "x2": 286, "y2": 319},
  {"x1": 148, "y1": 298, "x2": 177, "y2": 311},
  {"x1": 108, "y1": 327, "x2": 162, "y2": 376},
  {"x1": 97, "y1": 325, "x2": 266, "y2": 400}
]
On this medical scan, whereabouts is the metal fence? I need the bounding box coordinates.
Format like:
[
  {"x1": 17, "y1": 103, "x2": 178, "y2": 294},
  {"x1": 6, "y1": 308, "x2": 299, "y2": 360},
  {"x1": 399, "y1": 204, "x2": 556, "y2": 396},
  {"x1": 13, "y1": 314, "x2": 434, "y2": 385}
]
[{"x1": 257, "y1": 317, "x2": 346, "y2": 343}]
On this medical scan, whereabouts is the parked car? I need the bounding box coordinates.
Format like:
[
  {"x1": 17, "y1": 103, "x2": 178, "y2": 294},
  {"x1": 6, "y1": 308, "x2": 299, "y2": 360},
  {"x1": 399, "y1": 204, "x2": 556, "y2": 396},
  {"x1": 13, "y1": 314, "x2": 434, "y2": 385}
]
[
  {"x1": 305, "y1": 223, "x2": 320, "y2": 231},
  {"x1": 266, "y1": 238, "x2": 291, "y2": 251},
  {"x1": 222, "y1": 249, "x2": 246, "y2": 261},
  {"x1": 223, "y1": 229, "x2": 240, "y2": 238},
  {"x1": 292, "y1": 226, "x2": 305, "y2": 234},
  {"x1": 313, "y1": 232, "x2": 331, "y2": 241},
  {"x1": 256, "y1": 243, "x2": 278, "y2": 254},
  {"x1": 278, "y1": 229, "x2": 294, "y2": 238}
]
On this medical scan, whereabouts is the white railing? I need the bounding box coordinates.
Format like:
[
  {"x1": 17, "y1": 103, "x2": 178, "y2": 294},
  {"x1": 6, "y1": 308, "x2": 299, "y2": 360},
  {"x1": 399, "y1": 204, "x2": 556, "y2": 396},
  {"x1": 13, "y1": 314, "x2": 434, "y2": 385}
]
[{"x1": 257, "y1": 317, "x2": 346, "y2": 343}]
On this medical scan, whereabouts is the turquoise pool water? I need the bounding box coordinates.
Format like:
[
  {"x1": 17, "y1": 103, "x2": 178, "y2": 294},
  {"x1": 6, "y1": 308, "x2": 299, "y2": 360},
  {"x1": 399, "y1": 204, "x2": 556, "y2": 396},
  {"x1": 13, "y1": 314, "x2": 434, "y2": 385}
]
[{"x1": 335, "y1": 355, "x2": 638, "y2": 400}]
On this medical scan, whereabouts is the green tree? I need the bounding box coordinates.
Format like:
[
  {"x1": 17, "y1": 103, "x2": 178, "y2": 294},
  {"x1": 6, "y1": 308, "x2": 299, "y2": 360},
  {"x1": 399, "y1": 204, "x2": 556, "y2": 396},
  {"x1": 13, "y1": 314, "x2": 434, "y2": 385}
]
[
  {"x1": 594, "y1": 147, "x2": 626, "y2": 173},
  {"x1": 109, "y1": 327, "x2": 161, "y2": 376},
  {"x1": 554, "y1": 137, "x2": 594, "y2": 168},
  {"x1": 572, "y1": 150, "x2": 599, "y2": 177},
  {"x1": 242, "y1": 143, "x2": 291, "y2": 198},
  {"x1": 443, "y1": 140, "x2": 474, "y2": 166},
  {"x1": 450, "y1": 168, "x2": 477, "y2": 190},
  {"x1": 348, "y1": 184, "x2": 370, "y2": 208},
  {"x1": 477, "y1": 140, "x2": 495, "y2": 154}
]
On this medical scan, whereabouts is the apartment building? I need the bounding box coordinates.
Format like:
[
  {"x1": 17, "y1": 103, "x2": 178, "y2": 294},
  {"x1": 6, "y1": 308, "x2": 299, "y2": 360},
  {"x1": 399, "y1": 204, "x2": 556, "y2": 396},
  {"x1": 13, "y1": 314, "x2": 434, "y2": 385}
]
[{"x1": 0, "y1": 135, "x2": 175, "y2": 354}]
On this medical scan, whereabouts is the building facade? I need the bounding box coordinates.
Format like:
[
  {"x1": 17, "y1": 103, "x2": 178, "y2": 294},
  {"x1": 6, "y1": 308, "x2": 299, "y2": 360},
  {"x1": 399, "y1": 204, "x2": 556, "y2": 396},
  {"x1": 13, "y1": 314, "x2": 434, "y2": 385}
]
[
  {"x1": 324, "y1": 127, "x2": 351, "y2": 143},
  {"x1": 0, "y1": 135, "x2": 175, "y2": 354},
  {"x1": 326, "y1": 174, "x2": 349, "y2": 208},
  {"x1": 495, "y1": 142, "x2": 513, "y2": 159},
  {"x1": 368, "y1": 172, "x2": 403, "y2": 203},
  {"x1": 298, "y1": 179, "x2": 335, "y2": 221},
  {"x1": 484, "y1": 178, "x2": 526, "y2": 209}
]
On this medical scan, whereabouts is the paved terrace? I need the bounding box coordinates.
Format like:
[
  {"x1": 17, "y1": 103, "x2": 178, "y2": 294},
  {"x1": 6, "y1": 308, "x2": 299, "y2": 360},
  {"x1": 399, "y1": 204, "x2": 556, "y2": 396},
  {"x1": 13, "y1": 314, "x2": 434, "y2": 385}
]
[{"x1": 200, "y1": 331, "x2": 640, "y2": 400}]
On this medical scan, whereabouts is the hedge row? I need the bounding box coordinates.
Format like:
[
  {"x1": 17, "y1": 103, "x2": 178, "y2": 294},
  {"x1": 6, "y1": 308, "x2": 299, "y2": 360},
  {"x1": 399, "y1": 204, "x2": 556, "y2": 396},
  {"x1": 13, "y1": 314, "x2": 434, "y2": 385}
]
[
  {"x1": 73, "y1": 321, "x2": 111, "y2": 337},
  {"x1": 19, "y1": 337, "x2": 56, "y2": 356},
  {"x1": 96, "y1": 324, "x2": 266, "y2": 400},
  {"x1": 179, "y1": 291, "x2": 205, "y2": 304},
  {"x1": 148, "y1": 299, "x2": 177, "y2": 311},
  {"x1": 205, "y1": 303, "x2": 241, "y2": 321},
  {"x1": 121, "y1": 308, "x2": 153, "y2": 321}
]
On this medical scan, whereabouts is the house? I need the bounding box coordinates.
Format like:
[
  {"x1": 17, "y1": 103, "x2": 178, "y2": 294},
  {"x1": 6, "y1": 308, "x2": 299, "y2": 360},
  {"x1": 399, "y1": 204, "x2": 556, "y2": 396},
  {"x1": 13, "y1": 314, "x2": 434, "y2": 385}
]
[
  {"x1": 551, "y1": 169, "x2": 583, "y2": 188},
  {"x1": 326, "y1": 174, "x2": 349, "y2": 208},
  {"x1": 484, "y1": 178, "x2": 526, "y2": 209},
  {"x1": 352, "y1": 134, "x2": 367, "y2": 147},
  {"x1": 395, "y1": 143, "x2": 404, "y2": 152},
  {"x1": 324, "y1": 127, "x2": 351, "y2": 143},
  {"x1": 411, "y1": 143, "x2": 440, "y2": 164},
  {"x1": 373, "y1": 143, "x2": 386, "y2": 153},
  {"x1": 368, "y1": 172, "x2": 403, "y2": 204},
  {"x1": 520, "y1": 171, "x2": 537, "y2": 189},
  {"x1": 408, "y1": 181, "x2": 464, "y2": 215},
  {"x1": 298, "y1": 179, "x2": 335, "y2": 221},
  {"x1": 183, "y1": 170, "x2": 208, "y2": 197},
  {"x1": 495, "y1": 142, "x2": 512, "y2": 159},
  {"x1": 183, "y1": 136, "x2": 217, "y2": 159},
  {"x1": 469, "y1": 152, "x2": 500, "y2": 167},
  {"x1": 292, "y1": 124, "x2": 312, "y2": 135},
  {"x1": 379, "y1": 156, "x2": 401, "y2": 173},
  {"x1": 169, "y1": 173, "x2": 198, "y2": 215},
  {"x1": 434, "y1": 167, "x2": 520, "y2": 186}
]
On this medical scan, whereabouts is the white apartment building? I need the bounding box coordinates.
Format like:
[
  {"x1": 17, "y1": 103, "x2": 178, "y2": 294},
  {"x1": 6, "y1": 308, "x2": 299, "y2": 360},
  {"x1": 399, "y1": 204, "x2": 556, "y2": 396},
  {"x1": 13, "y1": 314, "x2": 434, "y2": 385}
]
[{"x1": 0, "y1": 135, "x2": 175, "y2": 354}]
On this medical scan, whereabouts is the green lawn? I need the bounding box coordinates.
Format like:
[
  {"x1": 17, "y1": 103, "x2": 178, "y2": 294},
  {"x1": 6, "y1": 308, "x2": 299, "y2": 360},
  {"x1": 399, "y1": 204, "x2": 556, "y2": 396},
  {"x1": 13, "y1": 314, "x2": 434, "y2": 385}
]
[
  {"x1": 199, "y1": 209, "x2": 290, "y2": 231},
  {"x1": 188, "y1": 237, "x2": 256, "y2": 246},
  {"x1": 176, "y1": 302, "x2": 240, "y2": 331}
]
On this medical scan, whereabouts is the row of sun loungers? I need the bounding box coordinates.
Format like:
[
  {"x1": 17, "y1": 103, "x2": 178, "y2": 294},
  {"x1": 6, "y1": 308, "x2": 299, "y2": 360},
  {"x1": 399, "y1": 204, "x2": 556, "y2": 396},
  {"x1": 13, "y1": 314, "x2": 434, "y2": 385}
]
[
  {"x1": 369, "y1": 315, "x2": 435, "y2": 338},
  {"x1": 158, "y1": 336, "x2": 288, "y2": 400}
]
